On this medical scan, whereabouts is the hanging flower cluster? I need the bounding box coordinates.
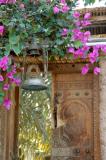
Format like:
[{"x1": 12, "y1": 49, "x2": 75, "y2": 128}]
[
  {"x1": 53, "y1": 0, "x2": 106, "y2": 75},
  {"x1": 0, "y1": 0, "x2": 106, "y2": 109},
  {"x1": 0, "y1": 56, "x2": 21, "y2": 109},
  {"x1": 0, "y1": 0, "x2": 16, "y2": 4}
]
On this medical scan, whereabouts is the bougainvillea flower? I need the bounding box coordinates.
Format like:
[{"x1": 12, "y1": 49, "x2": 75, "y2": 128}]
[
  {"x1": 74, "y1": 49, "x2": 83, "y2": 58},
  {"x1": 88, "y1": 52, "x2": 99, "y2": 64},
  {"x1": 82, "y1": 31, "x2": 91, "y2": 43},
  {"x1": 60, "y1": 0, "x2": 66, "y2": 4},
  {"x1": 82, "y1": 45, "x2": 90, "y2": 52},
  {"x1": 0, "y1": 0, "x2": 16, "y2": 4},
  {"x1": 0, "y1": 56, "x2": 9, "y2": 70},
  {"x1": 0, "y1": 75, "x2": 4, "y2": 81},
  {"x1": 81, "y1": 64, "x2": 89, "y2": 75},
  {"x1": 84, "y1": 31, "x2": 91, "y2": 39},
  {"x1": 6, "y1": 0, "x2": 16, "y2": 4},
  {"x1": 101, "y1": 45, "x2": 106, "y2": 53},
  {"x1": 53, "y1": 6, "x2": 60, "y2": 14},
  {"x1": 93, "y1": 45, "x2": 100, "y2": 52},
  {"x1": 73, "y1": 11, "x2": 80, "y2": 19},
  {"x1": 3, "y1": 98, "x2": 11, "y2": 110},
  {"x1": 0, "y1": 25, "x2": 4, "y2": 36},
  {"x1": 19, "y1": 3, "x2": 25, "y2": 9},
  {"x1": 94, "y1": 67, "x2": 101, "y2": 75},
  {"x1": 84, "y1": 13, "x2": 91, "y2": 20},
  {"x1": 75, "y1": 21, "x2": 81, "y2": 27},
  {"x1": 6, "y1": 72, "x2": 13, "y2": 79},
  {"x1": 68, "y1": 47, "x2": 74, "y2": 53},
  {"x1": 11, "y1": 65, "x2": 16, "y2": 74},
  {"x1": 3, "y1": 84, "x2": 10, "y2": 91},
  {"x1": 61, "y1": 28, "x2": 68, "y2": 36},
  {"x1": 72, "y1": 29, "x2": 83, "y2": 41},
  {"x1": 0, "y1": 0, "x2": 6, "y2": 4},
  {"x1": 61, "y1": 5, "x2": 70, "y2": 13},
  {"x1": 81, "y1": 20, "x2": 91, "y2": 27},
  {"x1": 13, "y1": 78, "x2": 21, "y2": 86}
]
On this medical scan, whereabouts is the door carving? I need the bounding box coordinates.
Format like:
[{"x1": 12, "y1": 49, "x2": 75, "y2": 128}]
[{"x1": 51, "y1": 73, "x2": 100, "y2": 160}]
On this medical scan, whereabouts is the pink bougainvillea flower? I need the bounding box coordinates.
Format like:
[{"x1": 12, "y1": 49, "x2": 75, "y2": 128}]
[
  {"x1": 82, "y1": 45, "x2": 90, "y2": 52},
  {"x1": 11, "y1": 65, "x2": 16, "y2": 74},
  {"x1": 53, "y1": 6, "x2": 60, "y2": 14},
  {"x1": 0, "y1": 25, "x2": 4, "y2": 36},
  {"x1": 81, "y1": 20, "x2": 91, "y2": 27},
  {"x1": 3, "y1": 98, "x2": 11, "y2": 110},
  {"x1": 0, "y1": 0, "x2": 16, "y2": 4},
  {"x1": 61, "y1": 5, "x2": 70, "y2": 13},
  {"x1": 88, "y1": 51, "x2": 99, "y2": 64},
  {"x1": 101, "y1": 45, "x2": 106, "y2": 53},
  {"x1": 83, "y1": 31, "x2": 91, "y2": 43},
  {"x1": 0, "y1": 56, "x2": 9, "y2": 71},
  {"x1": 0, "y1": 0, "x2": 6, "y2": 4},
  {"x1": 61, "y1": 28, "x2": 68, "y2": 36},
  {"x1": 3, "y1": 84, "x2": 10, "y2": 91},
  {"x1": 19, "y1": 3, "x2": 25, "y2": 9},
  {"x1": 2, "y1": 66, "x2": 8, "y2": 71},
  {"x1": 84, "y1": 31, "x2": 91, "y2": 39},
  {"x1": 0, "y1": 75, "x2": 4, "y2": 81},
  {"x1": 6, "y1": 72, "x2": 13, "y2": 79},
  {"x1": 84, "y1": 13, "x2": 91, "y2": 20},
  {"x1": 60, "y1": 0, "x2": 66, "y2": 4},
  {"x1": 6, "y1": 0, "x2": 16, "y2": 4},
  {"x1": 75, "y1": 21, "x2": 81, "y2": 27},
  {"x1": 68, "y1": 47, "x2": 74, "y2": 53},
  {"x1": 81, "y1": 64, "x2": 89, "y2": 75},
  {"x1": 74, "y1": 49, "x2": 83, "y2": 58},
  {"x1": 11, "y1": 78, "x2": 21, "y2": 86},
  {"x1": 94, "y1": 67, "x2": 101, "y2": 75},
  {"x1": 1, "y1": 56, "x2": 9, "y2": 64},
  {"x1": 93, "y1": 45, "x2": 100, "y2": 52},
  {"x1": 72, "y1": 29, "x2": 84, "y2": 41},
  {"x1": 73, "y1": 11, "x2": 80, "y2": 19}
]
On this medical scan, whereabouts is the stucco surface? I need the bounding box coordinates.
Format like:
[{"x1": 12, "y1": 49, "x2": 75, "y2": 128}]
[{"x1": 100, "y1": 60, "x2": 106, "y2": 160}]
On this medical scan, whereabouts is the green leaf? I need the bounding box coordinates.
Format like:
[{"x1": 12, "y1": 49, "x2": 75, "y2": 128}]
[
  {"x1": 0, "y1": 92, "x2": 4, "y2": 97},
  {"x1": 84, "y1": 0, "x2": 95, "y2": 5},
  {"x1": 74, "y1": 41, "x2": 82, "y2": 48},
  {"x1": 0, "y1": 96, "x2": 3, "y2": 104},
  {"x1": 4, "y1": 44, "x2": 11, "y2": 55},
  {"x1": 9, "y1": 30, "x2": 20, "y2": 45},
  {"x1": 56, "y1": 39, "x2": 64, "y2": 45},
  {"x1": 12, "y1": 44, "x2": 22, "y2": 55},
  {"x1": 0, "y1": 83, "x2": 3, "y2": 90},
  {"x1": 0, "y1": 90, "x2": 4, "y2": 104}
]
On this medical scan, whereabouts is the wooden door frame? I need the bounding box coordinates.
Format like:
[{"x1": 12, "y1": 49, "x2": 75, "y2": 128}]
[
  {"x1": 3, "y1": 63, "x2": 100, "y2": 160},
  {"x1": 51, "y1": 63, "x2": 101, "y2": 160},
  {"x1": 93, "y1": 75, "x2": 101, "y2": 160}
]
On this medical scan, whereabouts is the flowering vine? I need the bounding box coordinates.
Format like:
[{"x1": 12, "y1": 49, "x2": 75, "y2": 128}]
[{"x1": 0, "y1": 0, "x2": 106, "y2": 109}]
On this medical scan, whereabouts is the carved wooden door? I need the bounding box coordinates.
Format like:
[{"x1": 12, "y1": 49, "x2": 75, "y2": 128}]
[{"x1": 51, "y1": 72, "x2": 100, "y2": 160}]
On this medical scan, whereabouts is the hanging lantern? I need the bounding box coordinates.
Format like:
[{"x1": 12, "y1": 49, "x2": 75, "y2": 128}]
[
  {"x1": 27, "y1": 37, "x2": 40, "y2": 56},
  {"x1": 21, "y1": 65, "x2": 47, "y2": 91}
]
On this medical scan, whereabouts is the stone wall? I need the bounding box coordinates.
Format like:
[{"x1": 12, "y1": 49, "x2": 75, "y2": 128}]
[{"x1": 99, "y1": 60, "x2": 106, "y2": 160}]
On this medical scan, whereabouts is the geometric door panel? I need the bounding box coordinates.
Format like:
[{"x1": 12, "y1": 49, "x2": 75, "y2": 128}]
[{"x1": 51, "y1": 73, "x2": 100, "y2": 160}]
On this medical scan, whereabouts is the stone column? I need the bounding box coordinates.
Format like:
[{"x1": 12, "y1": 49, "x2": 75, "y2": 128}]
[{"x1": 99, "y1": 60, "x2": 106, "y2": 160}]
